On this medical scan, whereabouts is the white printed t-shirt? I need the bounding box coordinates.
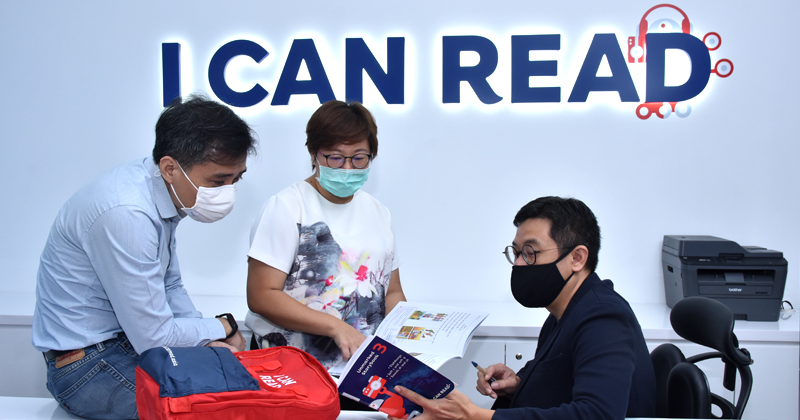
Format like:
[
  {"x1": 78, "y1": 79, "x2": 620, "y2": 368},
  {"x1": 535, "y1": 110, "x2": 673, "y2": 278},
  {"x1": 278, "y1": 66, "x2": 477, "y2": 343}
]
[{"x1": 245, "y1": 180, "x2": 400, "y2": 372}]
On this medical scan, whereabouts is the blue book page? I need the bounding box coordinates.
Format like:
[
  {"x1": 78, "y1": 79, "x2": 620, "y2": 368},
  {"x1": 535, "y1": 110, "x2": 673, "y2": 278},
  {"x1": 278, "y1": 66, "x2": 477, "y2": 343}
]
[{"x1": 338, "y1": 336, "x2": 454, "y2": 419}]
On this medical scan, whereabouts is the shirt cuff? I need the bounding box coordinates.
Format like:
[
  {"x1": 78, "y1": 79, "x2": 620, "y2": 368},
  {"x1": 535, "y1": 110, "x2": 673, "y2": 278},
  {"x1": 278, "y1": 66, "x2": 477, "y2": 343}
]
[{"x1": 204, "y1": 317, "x2": 228, "y2": 341}]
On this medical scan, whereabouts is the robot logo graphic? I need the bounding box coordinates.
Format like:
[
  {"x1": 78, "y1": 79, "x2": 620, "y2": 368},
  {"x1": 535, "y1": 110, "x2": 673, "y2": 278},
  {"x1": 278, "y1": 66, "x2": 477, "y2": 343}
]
[{"x1": 628, "y1": 4, "x2": 733, "y2": 120}]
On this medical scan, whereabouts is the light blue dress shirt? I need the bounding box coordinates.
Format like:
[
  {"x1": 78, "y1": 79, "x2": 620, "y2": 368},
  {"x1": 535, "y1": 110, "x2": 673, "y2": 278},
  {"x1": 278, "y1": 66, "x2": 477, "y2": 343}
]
[{"x1": 32, "y1": 158, "x2": 226, "y2": 354}]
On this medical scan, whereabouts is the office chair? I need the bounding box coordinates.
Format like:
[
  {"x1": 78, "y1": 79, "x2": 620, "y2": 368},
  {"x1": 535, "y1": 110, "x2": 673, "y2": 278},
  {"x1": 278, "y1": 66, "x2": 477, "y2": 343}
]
[
  {"x1": 650, "y1": 296, "x2": 753, "y2": 419},
  {"x1": 651, "y1": 341, "x2": 687, "y2": 417}
]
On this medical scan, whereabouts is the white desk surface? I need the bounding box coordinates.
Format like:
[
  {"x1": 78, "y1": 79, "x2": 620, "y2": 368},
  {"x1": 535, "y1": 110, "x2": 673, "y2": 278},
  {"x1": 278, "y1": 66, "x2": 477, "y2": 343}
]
[
  {"x1": 0, "y1": 397, "x2": 390, "y2": 420},
  {"x1": 2, "y1": 292, "x2": 798, "y2": 343},
  {"x1": 0, "y1": 397, "x2": 699, "y2": 420},
  {"x1": 0, "y1": 396, "x2": 711, "y2": 420},
  {"x1": 0, "y1": 397, "x2": 81, "y2": 420}
]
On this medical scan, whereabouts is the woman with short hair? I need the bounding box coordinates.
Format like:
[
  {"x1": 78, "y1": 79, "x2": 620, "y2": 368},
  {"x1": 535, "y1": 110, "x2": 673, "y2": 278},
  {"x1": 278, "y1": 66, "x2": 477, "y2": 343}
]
[{"x1": 245, "y1": 100, "x2": 406, "y2": 378}]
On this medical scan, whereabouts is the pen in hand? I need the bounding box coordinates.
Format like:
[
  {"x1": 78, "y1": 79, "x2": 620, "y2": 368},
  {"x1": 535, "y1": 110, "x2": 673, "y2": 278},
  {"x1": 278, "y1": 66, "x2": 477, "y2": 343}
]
[{"x1": 472, "y1": 361, "x2": 496, "y2": 385}]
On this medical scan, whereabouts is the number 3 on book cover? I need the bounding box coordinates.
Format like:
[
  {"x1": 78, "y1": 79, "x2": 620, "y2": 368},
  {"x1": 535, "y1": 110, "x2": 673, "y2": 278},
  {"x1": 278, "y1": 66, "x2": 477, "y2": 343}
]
[{"x1": 338, "y1": 336, "x2": 454, "y2": 419}]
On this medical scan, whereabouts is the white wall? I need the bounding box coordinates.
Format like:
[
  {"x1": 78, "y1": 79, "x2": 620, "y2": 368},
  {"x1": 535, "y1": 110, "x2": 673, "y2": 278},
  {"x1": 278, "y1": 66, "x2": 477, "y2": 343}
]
[{"x1": 1, "y1": 1, "x2": 798, "y2": 308}]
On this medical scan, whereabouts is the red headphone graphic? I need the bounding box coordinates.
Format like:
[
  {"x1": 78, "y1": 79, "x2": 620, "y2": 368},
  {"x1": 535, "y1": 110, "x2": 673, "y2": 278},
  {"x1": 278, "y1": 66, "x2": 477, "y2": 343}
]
[
  {"x1": 628, "y1": 3, "x2": 691, "y2": 63},
  {"x1": 627, "y1": 4, "x2": 734, "y2": 120}
]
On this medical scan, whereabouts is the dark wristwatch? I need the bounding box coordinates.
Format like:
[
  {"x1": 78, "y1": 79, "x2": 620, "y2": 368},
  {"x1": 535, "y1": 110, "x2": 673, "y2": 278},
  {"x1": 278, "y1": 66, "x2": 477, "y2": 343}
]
[{"x1": 215, "y1": 313, "x2": 238, "y2": 339}]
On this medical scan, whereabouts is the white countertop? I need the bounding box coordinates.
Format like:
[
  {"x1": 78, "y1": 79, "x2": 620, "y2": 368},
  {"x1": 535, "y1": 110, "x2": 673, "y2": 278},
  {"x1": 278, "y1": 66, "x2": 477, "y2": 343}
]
[
  {"x1": 3, "y1": 292, "x2": 798, "y2": 343},
  {"x1": 0, "y1": 397, "x2": 673, "y2": 420},
  {"x1": 0, "y1": 397, "x2": 390, "y2": 420},
  {"x1": 0, "y1": 397, "x2": 81, "y2": 420}
]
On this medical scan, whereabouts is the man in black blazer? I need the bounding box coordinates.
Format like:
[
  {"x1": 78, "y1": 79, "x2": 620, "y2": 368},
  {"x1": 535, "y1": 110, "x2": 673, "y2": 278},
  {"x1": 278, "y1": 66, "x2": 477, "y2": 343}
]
[{"x1": 391, "y1": 196, "x2": 656, "y2": 420}]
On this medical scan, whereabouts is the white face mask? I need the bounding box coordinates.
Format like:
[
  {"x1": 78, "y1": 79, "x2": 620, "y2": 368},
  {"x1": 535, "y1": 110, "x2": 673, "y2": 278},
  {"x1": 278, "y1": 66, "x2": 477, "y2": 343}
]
[{"x1": 170, "y1": 162, "x2": 236, "y2": 223}]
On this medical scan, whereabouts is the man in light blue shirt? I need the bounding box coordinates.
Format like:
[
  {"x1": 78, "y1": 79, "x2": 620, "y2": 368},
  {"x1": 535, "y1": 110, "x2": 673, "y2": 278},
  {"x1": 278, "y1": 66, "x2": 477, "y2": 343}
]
[{"x1": 32, "y1": 95, "x2": 256, "y2": 419}]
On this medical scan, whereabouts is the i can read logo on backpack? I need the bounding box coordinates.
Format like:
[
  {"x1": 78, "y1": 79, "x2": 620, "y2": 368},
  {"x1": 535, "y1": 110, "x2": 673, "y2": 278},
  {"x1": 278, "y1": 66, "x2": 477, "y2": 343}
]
[{"x1": 259, "y1": 374, "x2": 297, "y2": 388}]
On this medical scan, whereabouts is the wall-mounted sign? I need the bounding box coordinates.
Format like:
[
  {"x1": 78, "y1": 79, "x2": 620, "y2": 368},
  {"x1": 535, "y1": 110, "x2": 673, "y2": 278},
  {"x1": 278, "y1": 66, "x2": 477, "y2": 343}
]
[{"x1": 161, "y1": 4, "x2": 731, "y2": 120}]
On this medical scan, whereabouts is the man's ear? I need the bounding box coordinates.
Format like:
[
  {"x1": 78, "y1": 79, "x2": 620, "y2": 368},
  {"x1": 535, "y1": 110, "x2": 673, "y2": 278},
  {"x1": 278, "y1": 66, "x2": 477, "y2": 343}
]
[
  {"x1": 159, "y1": 156, "x2": 179, "y2": 184},
  {"x1": 570, "y1": 245, "x2": 589, "y2": 273}
]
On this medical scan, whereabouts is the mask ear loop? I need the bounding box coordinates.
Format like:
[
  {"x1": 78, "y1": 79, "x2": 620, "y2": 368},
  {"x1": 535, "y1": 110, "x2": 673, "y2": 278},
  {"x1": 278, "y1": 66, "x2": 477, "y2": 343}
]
[
  {"x1": 170, "y1": 161, "x2": 198, "y2": 209},
  {"x1": 171, "y1": 184, "x2": 189, "y2": 209},
  {"x1": 554, "y1": 246, "x2": 577, "y2": 263},
  {"x1": 177, "y1": 162, "x2": 199, "y2": 191},
  {"x1": 555, "y1": 246, "x2": 579, "y2": 282}
]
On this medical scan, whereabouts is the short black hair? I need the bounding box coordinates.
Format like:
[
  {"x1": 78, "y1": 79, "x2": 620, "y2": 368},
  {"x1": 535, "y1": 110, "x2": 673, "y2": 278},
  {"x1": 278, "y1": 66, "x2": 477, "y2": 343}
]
[
  {"x1": 152, "y1": 94, "x2": 257, "y2": 169},
  {"x1": 513, "y1": 196, "x2": 601, "y2": 273},
  {"x1": 306, "y1": 100, "x2": 378, "y2": 170}
]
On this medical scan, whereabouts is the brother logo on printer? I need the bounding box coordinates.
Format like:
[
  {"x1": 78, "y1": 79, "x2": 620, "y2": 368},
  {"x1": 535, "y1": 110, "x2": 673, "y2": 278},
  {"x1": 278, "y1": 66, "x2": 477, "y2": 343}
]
[
  {"x1": 729, "y1": 288, "x2": 743, "y2": 292},
  {"x1": 160, "y1": 3, "x2": 731, "y2": 120}
]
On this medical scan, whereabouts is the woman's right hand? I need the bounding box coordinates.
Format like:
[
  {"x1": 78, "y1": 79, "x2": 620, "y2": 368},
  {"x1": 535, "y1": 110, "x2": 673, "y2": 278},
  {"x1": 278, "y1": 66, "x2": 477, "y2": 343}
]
[
  {"x1": 331, "y1": 321, "x2": 367, "y2": 360},
  {"x1": 248, "y1": 259, "x2": 367, "y2": 360},
  {"x1": 476, "y1": 363, "x2": 520, "y2": 399}
]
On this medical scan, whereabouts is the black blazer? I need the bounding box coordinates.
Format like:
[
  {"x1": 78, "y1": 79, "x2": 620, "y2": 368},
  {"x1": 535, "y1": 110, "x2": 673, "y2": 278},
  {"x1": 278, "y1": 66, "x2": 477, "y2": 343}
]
[{"x1": 492, "y1": 273, "x2": 655, "y2": 420}]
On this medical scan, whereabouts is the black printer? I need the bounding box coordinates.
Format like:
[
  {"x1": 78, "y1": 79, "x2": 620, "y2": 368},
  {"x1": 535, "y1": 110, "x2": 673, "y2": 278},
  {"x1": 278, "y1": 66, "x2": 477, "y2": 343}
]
[{"x1": 662, "y1": 235, "x2": 787, "y2": 321}]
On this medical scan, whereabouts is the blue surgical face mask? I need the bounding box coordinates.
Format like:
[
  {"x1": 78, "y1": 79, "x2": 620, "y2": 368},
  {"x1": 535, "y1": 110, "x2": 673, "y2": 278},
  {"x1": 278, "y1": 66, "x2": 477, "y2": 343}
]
[{"x1": 316, "y1": 165, "x2": 370, "y2": 198}]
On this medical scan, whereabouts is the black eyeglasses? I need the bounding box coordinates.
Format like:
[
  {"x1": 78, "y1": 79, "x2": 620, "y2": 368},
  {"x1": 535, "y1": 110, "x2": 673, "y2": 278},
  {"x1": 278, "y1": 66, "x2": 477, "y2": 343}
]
[
  {"x1": 503, "y1": 245, "x2": 571, "y2": 265},
  {"x1": 317, "y1": 152, "x2": 372, "y2": 169}
]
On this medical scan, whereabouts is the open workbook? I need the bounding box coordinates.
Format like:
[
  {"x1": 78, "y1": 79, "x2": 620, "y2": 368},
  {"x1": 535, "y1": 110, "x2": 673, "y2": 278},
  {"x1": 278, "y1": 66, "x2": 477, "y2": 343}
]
[{"x1": 336, "y1": 302, "x2": 489, "y2": 419}]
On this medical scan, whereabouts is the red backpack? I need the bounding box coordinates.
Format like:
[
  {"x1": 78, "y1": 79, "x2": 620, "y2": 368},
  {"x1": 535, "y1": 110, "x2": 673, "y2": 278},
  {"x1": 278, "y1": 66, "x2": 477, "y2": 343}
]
[{"x1": 136, "y1": 346, "x2": 339, "y2": 420}]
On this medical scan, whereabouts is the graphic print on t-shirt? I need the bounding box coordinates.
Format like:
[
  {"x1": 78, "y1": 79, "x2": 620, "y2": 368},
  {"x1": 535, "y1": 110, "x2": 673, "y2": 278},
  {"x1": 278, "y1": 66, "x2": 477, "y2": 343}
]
[{"x1": 267, "y1": 221, "x2": 392, "y2": 369}]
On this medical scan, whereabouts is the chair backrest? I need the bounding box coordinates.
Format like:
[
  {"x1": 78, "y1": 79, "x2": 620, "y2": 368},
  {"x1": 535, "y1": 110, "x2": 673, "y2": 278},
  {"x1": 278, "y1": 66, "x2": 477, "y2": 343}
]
[
  {"x1": 658, "y1": 296, "x2": 754, "y2": 419},
  {"x1": 650, "y1": 343, "x2": 686, "y2": 417},
  {"x1": 667, "y1": 362, "x2": 713, "y2": 419}
]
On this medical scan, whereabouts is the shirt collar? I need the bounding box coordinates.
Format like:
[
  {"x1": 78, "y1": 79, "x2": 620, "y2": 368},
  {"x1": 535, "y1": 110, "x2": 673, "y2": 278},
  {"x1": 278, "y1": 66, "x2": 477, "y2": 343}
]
[{"x1": 147, "y1": 158, "x2": 183, "y2": 221}]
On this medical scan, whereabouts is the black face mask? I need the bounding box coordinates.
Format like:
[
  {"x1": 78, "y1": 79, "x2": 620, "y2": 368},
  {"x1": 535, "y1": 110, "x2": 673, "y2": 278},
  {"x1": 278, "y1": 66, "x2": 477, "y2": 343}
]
[{"x1": 511, "y1": 248, "x2": 576, "y2": 308}]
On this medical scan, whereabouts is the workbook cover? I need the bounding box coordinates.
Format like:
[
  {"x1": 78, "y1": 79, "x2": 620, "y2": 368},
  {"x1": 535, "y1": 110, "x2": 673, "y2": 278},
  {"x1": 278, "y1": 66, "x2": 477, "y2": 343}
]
[
  {"x1": 329, "y1": 302, "x2": 489, "y2": 376},
  {"x1": 338, "y1": 336, "x2": 454, "y2": 419}
]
